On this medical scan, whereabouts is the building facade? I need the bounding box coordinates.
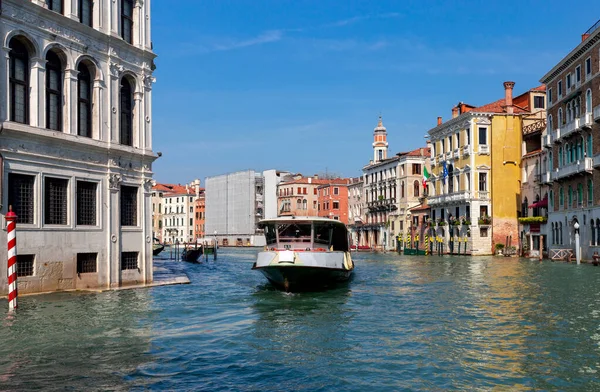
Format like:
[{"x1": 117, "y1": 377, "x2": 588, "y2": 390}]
[
  {"x1": 277, "y1": 175, "x2": 329, "y2": 217},
  {"x1": 317, "y1": 180, "x2": 350, "y2": 223},
  {"x1": 428, "y1": 82, "x2": 541, "y2": 255},
  {"x1": 347, "y1": 177, "x2": 364, "y2": 246},
  {"x1": 0, "y1": 0, "x2": 157, "y2": 294},
  {"x1": 541, "y1": 21, "x2": 600, "y2": 260},
  {"x1": 193, "y1": 188, "x2": 206, "y2": 240}
]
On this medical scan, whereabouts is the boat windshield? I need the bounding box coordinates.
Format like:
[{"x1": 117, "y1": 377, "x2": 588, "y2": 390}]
[{"x1": 262, "y1": 220, "x2": 349, "y2": 251}]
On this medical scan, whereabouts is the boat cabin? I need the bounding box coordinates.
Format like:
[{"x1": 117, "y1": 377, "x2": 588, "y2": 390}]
[{"x1": 259, "y1": 217, "x2": 350, "y2": 252}]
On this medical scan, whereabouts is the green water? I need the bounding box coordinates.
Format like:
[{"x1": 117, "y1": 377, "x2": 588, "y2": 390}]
[{"x1": 2, "y1": 249, "x2": 600, "y2": 391}]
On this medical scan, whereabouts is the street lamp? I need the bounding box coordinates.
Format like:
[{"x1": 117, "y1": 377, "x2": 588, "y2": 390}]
[{"x1": 574, "y1": 221, "x2": 580, "y2": 265}]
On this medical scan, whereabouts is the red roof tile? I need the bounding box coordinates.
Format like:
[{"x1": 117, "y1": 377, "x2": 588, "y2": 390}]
[{"x1": 473, "y1": 98, "x2": 529, "y2": 114}]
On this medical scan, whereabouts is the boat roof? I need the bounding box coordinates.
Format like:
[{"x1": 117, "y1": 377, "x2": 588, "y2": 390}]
[{"x1": 258, "y1": 216, "x2": 348, "y2": 227}]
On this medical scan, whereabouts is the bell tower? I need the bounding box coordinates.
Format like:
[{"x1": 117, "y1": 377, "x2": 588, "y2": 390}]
[{"x1": 373, "y1": 116, "x2": 388, "y2": 162}]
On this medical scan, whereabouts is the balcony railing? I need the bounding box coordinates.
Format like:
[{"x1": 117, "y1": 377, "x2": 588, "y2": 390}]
[
  {"x1": 453, "y1": 148, "x2": 460, "y2": 159},
  {"x1": 561, "y1": 118, "x2": 580, "y2": 139},
  {"x1": 446, "y1": 151, "x2": 453, "y2": 160},
  {"x1": 542, "y1": 133, "x2": 553, "y2": 147},
  {"x1": 430, "y1": 157, "x2": 436, "y2": 167},
  {"x1": 594, "y1": 104, "x2": 600, "y2": 122},
  {"x1": 479, "y1": 145, "x2": 489, "y2": 154},
  {"x1": 540, "y1": 171, "x2": 553, "y2": 184},
  {"x1": 462, "y1": 145, "x2": 471, "y2": 156},
  {"x1": 553, "y1": 157, "x2": 593, "y2": 181},
  {"x1": 426, "y1": 191, "x2": 471, "y2": 205},
  {"x1": 582, "y1": 112, "x2": 593, "y2": 128}
]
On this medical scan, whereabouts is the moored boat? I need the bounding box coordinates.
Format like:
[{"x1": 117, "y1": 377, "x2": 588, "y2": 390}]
[
  {"x1": 181, "y1": 245, "x2": 203, "y2": 262},
  {"x1": 252, "y1": 217, "x2": 354, "y2": 291},
  {"x1": 153, "y1": 238, "x2": 165, "y2": 256}
]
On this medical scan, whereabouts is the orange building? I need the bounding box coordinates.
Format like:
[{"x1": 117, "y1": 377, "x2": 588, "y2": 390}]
[
  {"x1": 277, "y1": 175, "x2": 350, "y2": 218},
  {"x1": 317, "y1": 180, "x2": 351, "y2": 223},
  {"x1": 194, "y1": 188, "x2": 206, "y2": 239}
]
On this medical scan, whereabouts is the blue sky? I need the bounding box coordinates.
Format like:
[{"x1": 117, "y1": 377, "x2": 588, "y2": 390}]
[{"x1": 151, "y1": 1, "x2": 600, "y2": 184}]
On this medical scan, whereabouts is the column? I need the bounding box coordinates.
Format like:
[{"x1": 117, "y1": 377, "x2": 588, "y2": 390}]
[
  {"x1": 64, "y1": 68, "x2": 79, "y2": 135},
  {"x1": 145, "y1": 0, "x2": 152, "y2": 50},
  {"x1": 30, "y1": 57, "x2": 45, "y2": 128},
  {"x1": 141, "y1": 179, "x2": 153, "y2": 283},
  {"x1": 144, "y1": 79, "x2": 153, "y2": 150},
  {"x1": 93, "y1": 79, "x2": 105, "y2": 141},
  {"x1": 134, "y1": 0, "x2": 144, "y2": 49},
  {"x1": 133, "y1": 91, "x2": 143, "y2": 149},
  {"x1": 110, "y1": 0, "x2": 120, "y2": 37},
  {"x1": 0, "y1": 47, "x2": 10, "y2": 122},
  {"x1": 107, "y1": 174, "x2": 122, "y2": 288},
  {"x1": 108, "y1": 62, "x2": 121, "y2": 144}
]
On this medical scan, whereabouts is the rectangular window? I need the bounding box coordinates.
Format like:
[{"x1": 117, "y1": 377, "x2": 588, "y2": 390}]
[
  {"x1": 412, "y1": 164, "x2": 421, "y2": 175},
  {"x1": 534, "y1": 96, "x2": 545, "y2": 109},
  {"x1": 121, "y1": 0, "x2": 134, "y2": 44},
  {"x1": 121, "y1": 251, "x2": 138, "y2": 270},
  {"x1": 576, "y1": 66, "x2": 581, "y2": 83},
  {"x1": 479, "y1": 173, "x2": 487, "y2": 191},
  {"x1": 333, "y1": 187, "x2": 339, "y2": 195},
  {"x1": 79, "y1": 0, "x2": 93, "y2": 27},
  {"x1": 120, "y1": 186, "x2": 138, "y2": 226},
  {"x1": 333, "y1": 201, "x2": 340, "y2": 209},
  {"x1": 46, "y1": 0, "x2": 63, "y2": 13},
  {"x1": 586, "y1": 57, "x2": 592, "y2": 76},
  {"x1": 478, "y1": 127, "x2": 487, "y2": 145},
  {"x1": 314, "y1": 188, "x2": 317, "y2": 195},
  {"x1": 548, "y1": 88, "x2": 553, "y2": 104},
  {"x1": 480, "y1": 228, "x2": 488, "y2": 237},
  {"x1": 44, "y1": 177, "x2": 68, "y2": 225},
  {"x1": 189, "y1": 218, "x2": 193, "y2": 226},
  {"x1": 17, "y1": 254, "x2": 35, "y2": 277},
  {"x1": 77, "y1": 253, "x2": 97, "y2": 273},
  {"x1": 466, "y1": 128, "x2": 470, "y2": 144},
  {"x1": 303, "y1": 187, "x2": 307, "y2": 195},
  {"x1": 558, "y1": 80, "x2": 562, "y2": 96},
  {"x1": 76, "y1": 181, "x2": 97, "y2": 226},
  {"x1": 8, "y1": 173, "x2": 35, "y2": 224},
  {"x1": 566, "y1": 74, "x2": 571, "y2": 89}
]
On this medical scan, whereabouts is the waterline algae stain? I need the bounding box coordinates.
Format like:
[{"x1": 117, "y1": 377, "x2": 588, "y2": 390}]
[{"x1": 3, "y1": 248, "x2": 600, "y2": 390}]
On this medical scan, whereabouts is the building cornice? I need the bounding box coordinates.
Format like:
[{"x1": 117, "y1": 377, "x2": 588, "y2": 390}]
[{"x1": 540, "y1": 29, "x2": 600, "y2": 83}]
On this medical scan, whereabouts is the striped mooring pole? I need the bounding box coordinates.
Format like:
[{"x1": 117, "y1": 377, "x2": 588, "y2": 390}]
[{"x1": 7, "y1": 206, "x2": 18, "y2": 311}]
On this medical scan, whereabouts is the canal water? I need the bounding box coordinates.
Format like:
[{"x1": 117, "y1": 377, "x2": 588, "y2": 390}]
[{"x1": 2, "y1": 249, "x2": 600, "y2": 391}]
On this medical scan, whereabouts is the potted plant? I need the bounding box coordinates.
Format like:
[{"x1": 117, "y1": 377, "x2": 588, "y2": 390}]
[
  {"x1": 438, "y1": 220, "x2": 446, "y2": 227},
  {"x1": 495, "y1": 243, "x2": 505, "y2": 256},
  {"x1": 478, "y1": 215, "x2": 492, "y2": 225}
]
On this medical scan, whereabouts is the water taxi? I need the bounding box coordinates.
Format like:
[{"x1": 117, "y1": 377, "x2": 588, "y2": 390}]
[{"x1": 252, "y1": 217, "x2": 354, "y2": 291}]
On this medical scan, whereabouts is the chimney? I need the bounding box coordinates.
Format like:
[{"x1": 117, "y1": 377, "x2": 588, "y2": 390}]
[
  {"x1": 459, "y1": 102, "x2": 466, "y2": 114},
  {"x1": 504, "y1": 81, "x2": 515, "y2": 114},
  {"x1": 419, "y1": 147, "x2": 424, "y2": 156},
  {"x1": 452, "y1": 107, "x2": 458, "y2": 118},
  {"x1": 582, "y1": 33, "x2": 590, "y2": 42},
  {"x1": 437, "y1": 116, "x2": 442, "y2": 126},
  {"x1": 313, "y1": 174, "x2": 319, "y2": 180}
]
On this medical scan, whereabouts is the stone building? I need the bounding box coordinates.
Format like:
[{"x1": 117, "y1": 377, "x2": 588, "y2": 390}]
[
  {"x1": 0, "y1": 0, "x2": 157, "y2": 293},
  {"x1": 347, "y1": 177, "x2": 364, "y2": 246},
  {"x1": 428, "y1": 82, "x2": 542, "y2": 255},
  {"x1": 277, "y1": 174, "x2": 330, "y2": 217},
  {"x1": 317, "y1": 179, "x2": 351, "y2": 224},
  {"x1": 541, "y1": 20, "x2": 600, "y2": 260}
]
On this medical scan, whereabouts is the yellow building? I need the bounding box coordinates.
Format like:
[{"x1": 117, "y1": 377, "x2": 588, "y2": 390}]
[{"x1": 427, "y1": 82, "x2": 544, "y2": 255}]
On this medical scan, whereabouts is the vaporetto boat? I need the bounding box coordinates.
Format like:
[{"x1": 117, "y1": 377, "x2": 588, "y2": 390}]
[{"x1": 252, "y1": 217, "x2": 354, "y2": 291}]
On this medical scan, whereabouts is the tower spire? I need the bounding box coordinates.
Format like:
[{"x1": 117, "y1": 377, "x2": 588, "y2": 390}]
[{"x1": 373, "y1": 116, "x2": 388, "y2": 162}]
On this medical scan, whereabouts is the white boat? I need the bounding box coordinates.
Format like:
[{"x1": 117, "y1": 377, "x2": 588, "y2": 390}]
[{"x1": 252, "y1": 217, "x2": 354, "y2": 291}]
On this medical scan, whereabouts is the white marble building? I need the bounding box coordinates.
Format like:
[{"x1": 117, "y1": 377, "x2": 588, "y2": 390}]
[{"x1": 0, "y1": 0, "x2": 157, "y2": 294}]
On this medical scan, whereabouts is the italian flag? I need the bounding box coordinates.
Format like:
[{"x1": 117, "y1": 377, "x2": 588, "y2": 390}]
[{"x1": 422, "y1": 167, "x2": 430, "y2": 190}]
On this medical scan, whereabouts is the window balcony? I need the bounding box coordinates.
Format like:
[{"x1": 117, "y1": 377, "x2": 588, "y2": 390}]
[
  {"x1": 553, "y1": 157, "x2": 593, "y2": 181},
  {"x1": 453, "y1": 148, "x2": 460, "y2": 159},
  {"x1": 427, "y1": 191, "x2": 471, "y2": 206},
  {"x1": 552, "y1": 127, "x2": 561, "y2": 143},
  {"x1": 542, "y1": 133, "x2": 553, "y2": 148},
  {"x1": 594, "y1": 104, "x2": 600, "y2": 122},
  {"x1": 478, "y1": 145, "x2": 489, "y2": 154},
  {"x1": 446, "y1": 151, "x2": 453, "y2": 160},
  {"x1": 430, "y1": 157, "x2": 436, "y2": 167},
  {"x1": 540, "y1": 170, "x2": 553, "y2": 184},
  {"x1": 462, "y1": 145, "x2": 471, "y2": 156},
  {"x1": 478, "y1": 191, "x2": 489, "y2": 200},
  {"x1": 561, "y1": 118, "x2": 580, "y2": 139},
  {"x1": 581, "y1": 112, "x2": 593, "y2": 128}
]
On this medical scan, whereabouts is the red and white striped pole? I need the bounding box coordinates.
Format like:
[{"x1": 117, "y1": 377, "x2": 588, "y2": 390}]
[{"x1": 6, "y1": 206, "x2": 17, "y2": 311}]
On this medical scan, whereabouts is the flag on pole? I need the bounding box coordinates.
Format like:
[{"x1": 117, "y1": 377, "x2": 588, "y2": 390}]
[
  {"x1": 422, "y1": 167, "x2": 430, "y2": 190},
  {"x1": 442, "y1": 161, "x2": 448, "y2": 185}
]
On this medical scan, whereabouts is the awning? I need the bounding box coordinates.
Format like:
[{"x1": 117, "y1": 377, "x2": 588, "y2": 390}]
[{"x1": 528, "y1": 198, "x2": 548, "y2": 208}]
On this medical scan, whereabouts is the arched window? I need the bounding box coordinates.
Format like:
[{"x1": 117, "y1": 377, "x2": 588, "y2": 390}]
[
  {"x1": 77, "y1": 63, "x2": 92, "y2": 137},
  {"x1": 551, "y1": 223, "x2": 555, "y2": 245},
  {"x1": 549, "y1": 190, "x2": 554, "y2": 209},
  {"x1": 401, "y1": 181, "x2": 405, "y2": 198},
  {"x1": 577, "y1": 183, "x2": 583, "y2": 206},
  {"x1": 559, "y1": 187, "x2": 564, "y2": 207},
  {"x1": 522, "y1": 197, "x2": 528, "y2": 217},
  {"x1": 447, "y1": 164, "x2": 454, "y2": 193},
  {"x1": 558, "y1": 108, "x2": 563, "y2": 125},
  {"x1": 587, "y1": 134, "x2": 593, "y2": 157},
  {"x1": 559, "y1": 222, "x2": 563, "y2": 245},
  {"x1": 558, "y1": 147, "x2": 563, "y2": 167},
  {"x1": 121, "y1": 0, "x2": 134, "y2": 44},
  {"x1": 46, "y1": 51, "x2": 63, "y2": 131},
  {"x1": 79, "y1": 0, "x2": 93, "y2": 27},
  {"x1": 548, "y1": 114, "x2": 553, "y2": 131},
  {"x1": 413, "y1": 180, "x2": 420, "y2": 197},
  {"x1": 302, "y1": 199, "x2": 307, "y2": 210},
  {"x1": 9, "y1": 38, "x2": 29, "y2": 124},
  {"x1": 596, "y1": 219, "x2": 600, "y2": 246},
  {"x1": 549, "y1": 151, "x2": 553, "y2": 171},
  {"x1": 591, "y1": 222, "x2": 596, "y2": 247},
  {"x1": 120, "y1": 77, "x2": 133, "y2": 146},
  {"x1": 578, "y1": 137, "x2": 584, "y2": 160},
  {"x1": 575, "y1": 97, "x2": 581, "y2": 118},
  {"x1": 567, "y1": 101, "x2": 573, "y2": 122},
  {"x1": 568, "y1": 185, "x2": 573, "y2": 208},
  {"x1": 296, "y1": 199, "x2": 302, "y2": 209},
  {"x1": 586, "y1": 89, "x2": 593, "y2": 114},
  {"x1": 589, "y1": 178, "x2": 594, "y2": 206}
]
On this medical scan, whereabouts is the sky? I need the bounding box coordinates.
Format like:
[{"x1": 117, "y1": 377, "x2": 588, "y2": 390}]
[{"x1": 151, "y1": 0, "x2": 600, "y2": 185}]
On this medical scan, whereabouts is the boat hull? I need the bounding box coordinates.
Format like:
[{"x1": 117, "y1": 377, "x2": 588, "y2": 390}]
[
  {"x1": 253, "y1": 250, "x2": 353, "y2": 291},
  {"x1": 182, "y1": 248, "x2": 203, "y2": 262},
  {"x1": 152, "y1": 244, "x2": 165, "y2": 256},
  {"x1": 253, "y1": 265, "x2": 352, "y2": 291}
]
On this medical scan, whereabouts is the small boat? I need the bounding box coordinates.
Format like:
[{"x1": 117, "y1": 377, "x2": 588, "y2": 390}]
[
  {"x1": 153, "y1": 238, "x2": 165, "y2": 256},
  {"x1": 252, "y1": 217, "x2": 354, "y2": 291},
  {"x1": 181, "y1": 245, "x2": 203, "y2": 262}
]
